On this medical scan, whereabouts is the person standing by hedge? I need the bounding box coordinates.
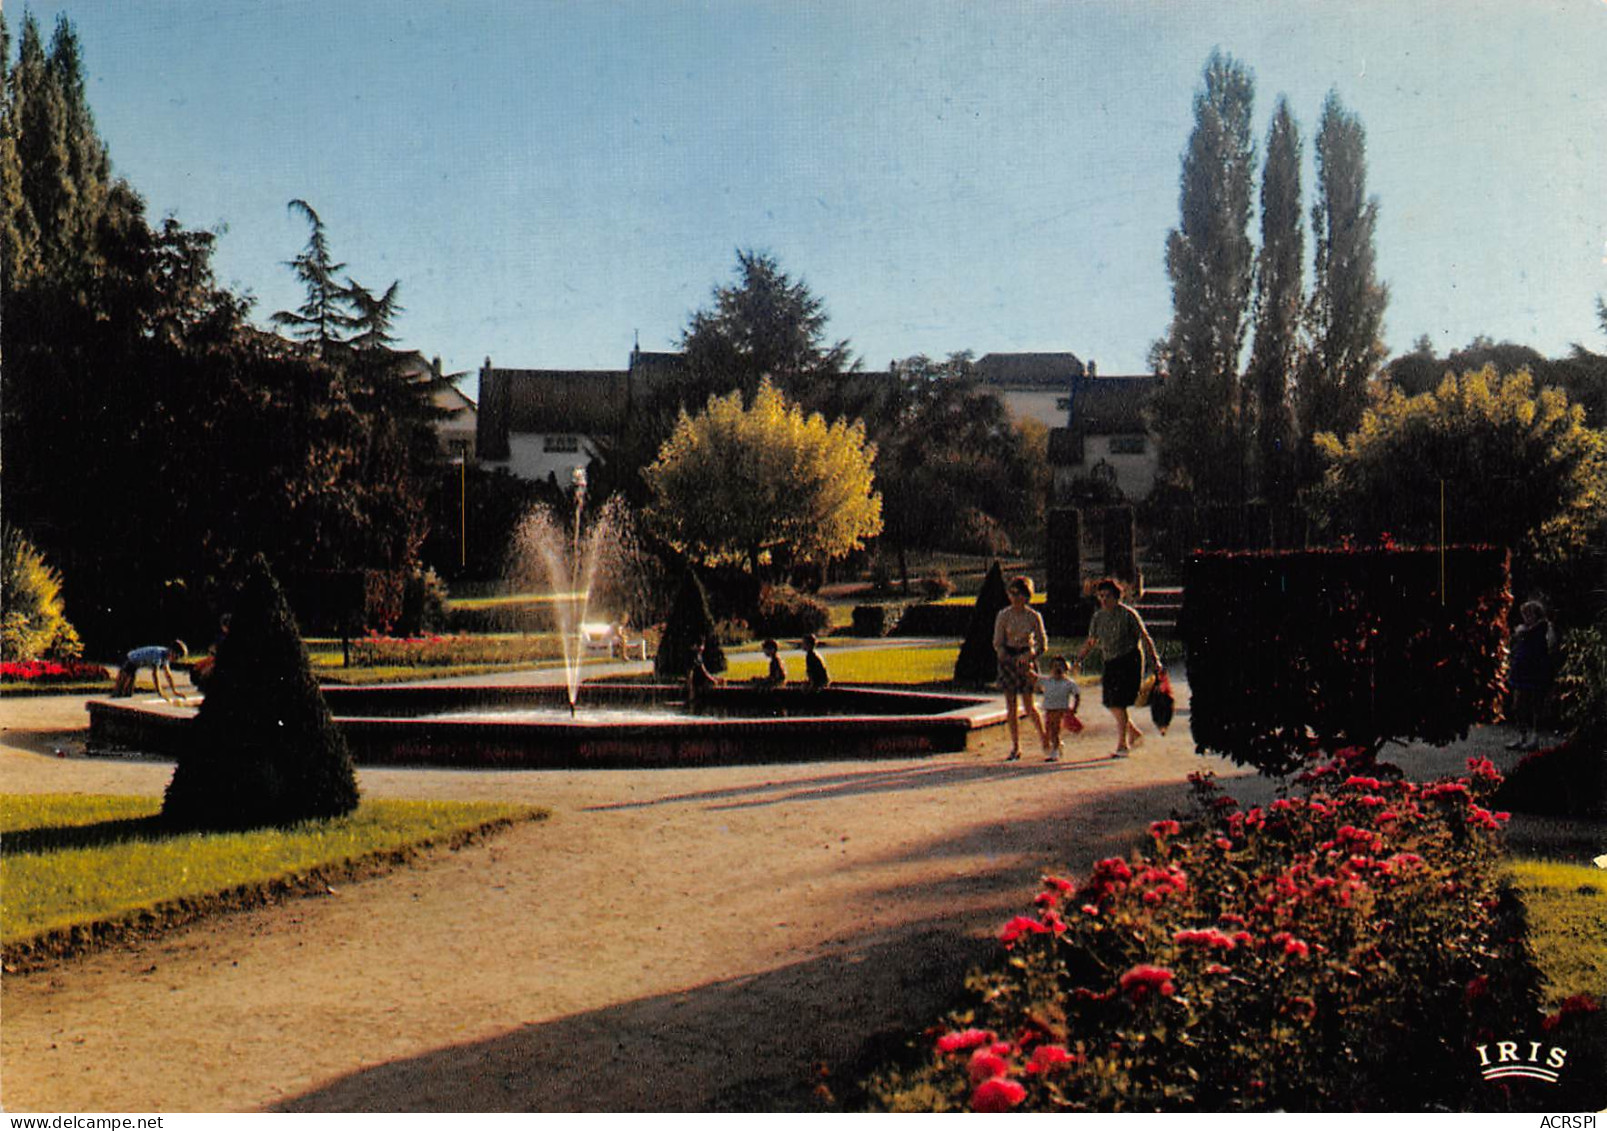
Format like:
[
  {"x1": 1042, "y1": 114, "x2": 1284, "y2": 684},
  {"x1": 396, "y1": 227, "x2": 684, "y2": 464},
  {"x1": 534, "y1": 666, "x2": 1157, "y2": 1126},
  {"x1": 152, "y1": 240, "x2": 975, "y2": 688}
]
[
  {"x1": 1506, "y1": 599, "x2": 1557, "y2": 751},
  {"x1": 1074, "y1": 578, "x2": 1161, "y2": 758},
  {"x1": 993, "y1": 576, "x2": 1048, "y2": 760}
]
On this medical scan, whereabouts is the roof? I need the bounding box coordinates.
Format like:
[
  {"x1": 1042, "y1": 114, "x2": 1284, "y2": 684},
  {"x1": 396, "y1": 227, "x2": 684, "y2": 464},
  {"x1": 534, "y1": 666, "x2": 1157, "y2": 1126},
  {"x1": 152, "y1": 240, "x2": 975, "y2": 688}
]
[
  {"x1": 1066, "y1": 375, "x2": 1161, "y2": 434},
  {"x1": 974, "y1": 352, "x2": 1085, "y2": 387},
  {"x1": 493, "y1": 369, "x2": 631, "y2": 435}
]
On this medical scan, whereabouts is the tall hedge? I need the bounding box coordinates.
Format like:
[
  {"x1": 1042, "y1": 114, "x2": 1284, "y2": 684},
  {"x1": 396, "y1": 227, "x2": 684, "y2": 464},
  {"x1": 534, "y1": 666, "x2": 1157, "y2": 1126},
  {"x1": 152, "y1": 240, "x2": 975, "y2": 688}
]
[
  {"x1": 954, "y1": 561, "x2": 1009, "y2": 684},
  {"x1": 163, "y1": 556, "x2": 360, "y2": 829},
  {"x1": 1182, "y1": 546, "x2": 1510, "y2": 775},
  {"x1": 1045, "y1": 507, "x2": 1083, "y2": 636}
]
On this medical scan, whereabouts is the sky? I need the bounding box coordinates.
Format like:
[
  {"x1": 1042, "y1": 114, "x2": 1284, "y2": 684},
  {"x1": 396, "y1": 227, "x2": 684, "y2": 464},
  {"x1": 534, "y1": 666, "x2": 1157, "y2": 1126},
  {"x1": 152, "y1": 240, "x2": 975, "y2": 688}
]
[{"x1": 14, "y1": 0, "x2": 1607, "y2": 397}]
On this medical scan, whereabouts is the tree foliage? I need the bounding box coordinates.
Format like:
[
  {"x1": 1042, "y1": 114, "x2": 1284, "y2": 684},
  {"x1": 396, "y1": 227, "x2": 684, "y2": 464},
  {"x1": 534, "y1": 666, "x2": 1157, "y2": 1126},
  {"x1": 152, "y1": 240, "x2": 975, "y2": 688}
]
[
  {"x1": 1314, "y1": 367, "x2": 1607, "y2": 567},
  {"x1": 1150, "y1": 51, "x2": 1258, "y2": 504},
  {"x1": 876, "y1": 353, "x2": 1047, "y2": 563},
  {"x1": 1245, "y1": 97, "x2": 1303, "y2": 503},
  {"x1": 644, "y1": 379, "x2": 882, "y2": 576},
  {"x1": 1, "y1": 527, "x2": 83, "y2": 661},
  {"x1": 681, "y1": 248, "x2": 854, "y2": 407},
  {"x1": 1, "y1": 19, "x2": 446, "y2": 648},
  {"x1": 1298, "y1": 91, "x2": 1388, "y2": 472}
]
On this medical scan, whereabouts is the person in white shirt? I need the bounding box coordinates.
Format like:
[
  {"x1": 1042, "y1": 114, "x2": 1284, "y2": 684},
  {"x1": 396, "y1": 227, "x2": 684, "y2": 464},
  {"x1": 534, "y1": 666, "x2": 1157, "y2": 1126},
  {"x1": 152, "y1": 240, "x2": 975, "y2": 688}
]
[{"x1": 1037, "y1": 655, "x2": 1083, "y2": 762}]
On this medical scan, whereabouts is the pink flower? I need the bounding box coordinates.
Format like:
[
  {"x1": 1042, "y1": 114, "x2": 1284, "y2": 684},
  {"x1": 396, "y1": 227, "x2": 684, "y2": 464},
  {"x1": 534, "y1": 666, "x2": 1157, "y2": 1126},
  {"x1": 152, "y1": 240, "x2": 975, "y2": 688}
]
[
  {"x1": 1026, "y1": 1044, "x2": 1079, "y2": 1074},
  {"x1": 1174, "y1": 927, "x2": 1238, "y2": 950},
  {"x1": 969, "y1": 1049, "x2": 1011, "y2": 1083},
  {"x1": 971, "y1": 1077, "x2": 1027, "y2": 1112},
  {"x1": 1119, "y1": 964, "x2": 1177, "y2": 1002},
  {"x1": 937, "y1": 1028, "x2": 996, "y2": 1053}
]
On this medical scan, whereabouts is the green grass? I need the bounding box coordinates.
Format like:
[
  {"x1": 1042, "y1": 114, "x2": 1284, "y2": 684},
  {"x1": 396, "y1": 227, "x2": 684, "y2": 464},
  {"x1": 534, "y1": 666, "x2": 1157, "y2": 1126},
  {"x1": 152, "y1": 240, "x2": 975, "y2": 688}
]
[
  {"x1": 1, "y1": 793, "x2": 546, "y2": 947},
  {"x1": 1508, "y1": 856, "x2": 1607, "y2": 1007}
]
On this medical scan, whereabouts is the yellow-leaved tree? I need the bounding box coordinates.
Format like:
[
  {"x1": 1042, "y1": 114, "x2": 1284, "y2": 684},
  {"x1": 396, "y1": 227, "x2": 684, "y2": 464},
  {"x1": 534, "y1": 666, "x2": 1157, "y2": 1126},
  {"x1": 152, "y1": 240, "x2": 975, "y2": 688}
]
[{"x1": 644, "y1": 379, "x2": 882, "y2": 577}]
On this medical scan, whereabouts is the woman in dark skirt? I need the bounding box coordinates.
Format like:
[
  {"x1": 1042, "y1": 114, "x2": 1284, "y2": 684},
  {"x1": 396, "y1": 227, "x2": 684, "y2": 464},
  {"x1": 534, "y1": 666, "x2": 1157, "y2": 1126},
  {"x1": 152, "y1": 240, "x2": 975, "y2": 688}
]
[{"x1": 1073, "y1": 578, "x2": 1162, "y2": 758}]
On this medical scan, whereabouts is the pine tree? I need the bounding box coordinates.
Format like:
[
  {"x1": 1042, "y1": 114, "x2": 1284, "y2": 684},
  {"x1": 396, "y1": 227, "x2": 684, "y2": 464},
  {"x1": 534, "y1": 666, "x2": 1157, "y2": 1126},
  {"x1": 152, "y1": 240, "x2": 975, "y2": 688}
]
[
  {"x1": 163, "y1": 556, "x2": 360, "y2": 829},
  {"x1": 1299, "y1": 91, "x2": 1388, "y2": 476},
  {"x1": 1245, "y1": 97, "x2": 1304, "y2": 503},
  {"x1": 271, "y1": 198, "x2": 354, "y2": 355},
  {"x1": 1150, "y1": 51, "x2": 1258, "y2": 505}
]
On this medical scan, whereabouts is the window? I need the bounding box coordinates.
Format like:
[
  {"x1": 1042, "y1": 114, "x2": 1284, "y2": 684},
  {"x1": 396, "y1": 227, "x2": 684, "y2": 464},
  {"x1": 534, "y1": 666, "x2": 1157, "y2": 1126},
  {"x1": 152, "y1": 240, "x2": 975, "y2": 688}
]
[
  {"x1": 543, "y1": 434, "x2": 580, "y2": 453},
  {"x1": 1108, "y1": 435, "x2": 1147, "y2": 455}
]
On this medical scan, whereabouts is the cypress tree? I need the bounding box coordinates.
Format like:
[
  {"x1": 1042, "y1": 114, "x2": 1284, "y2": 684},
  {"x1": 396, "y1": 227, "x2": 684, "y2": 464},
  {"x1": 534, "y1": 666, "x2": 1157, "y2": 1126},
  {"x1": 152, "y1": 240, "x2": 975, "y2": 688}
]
[
  {"x1": 163, "y1": 556, "x2": 359, "y2": 829},
  {"x1": 654, "y1": 569, "x2": 726, "y2": 679},
  {"x1": 954, "y1": 561, "x2": 1009, "y2": 685}
]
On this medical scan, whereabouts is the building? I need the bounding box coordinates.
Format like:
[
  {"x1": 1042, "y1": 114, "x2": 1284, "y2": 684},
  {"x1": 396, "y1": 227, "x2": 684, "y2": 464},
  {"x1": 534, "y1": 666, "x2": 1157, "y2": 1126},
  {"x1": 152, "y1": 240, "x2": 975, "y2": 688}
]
[
  {"x1": 475, "y1": 349, "x2": 685, "y2": 485},
  {"x1": 1048, "y1": 369, "x2": 1163, "y2": 502},
  {"x1": 973, "y1": 351, "x2": 1085, "y2": 430}
]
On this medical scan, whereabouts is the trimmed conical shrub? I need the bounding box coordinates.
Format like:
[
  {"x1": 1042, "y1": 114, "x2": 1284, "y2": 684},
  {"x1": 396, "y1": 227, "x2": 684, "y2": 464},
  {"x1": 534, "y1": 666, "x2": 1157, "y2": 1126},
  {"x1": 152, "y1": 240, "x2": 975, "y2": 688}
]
[
  {"x1": 654, "y1": 569, "x2": 726, "y2": 678},
  {"x1": 954, "y1": 561, "x2": 1009, "y2": 684},
  {"x1": 163, "y1": 556, "x2": 359, "y2": 829}
]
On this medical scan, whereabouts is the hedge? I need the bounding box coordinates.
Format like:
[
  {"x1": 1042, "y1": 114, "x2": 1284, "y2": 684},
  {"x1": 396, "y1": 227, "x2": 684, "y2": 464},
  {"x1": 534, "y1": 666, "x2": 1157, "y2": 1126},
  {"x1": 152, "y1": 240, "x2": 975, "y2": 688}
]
[{"x1": 1181, "y1": 546, "x2": 1510, "y2": 775}]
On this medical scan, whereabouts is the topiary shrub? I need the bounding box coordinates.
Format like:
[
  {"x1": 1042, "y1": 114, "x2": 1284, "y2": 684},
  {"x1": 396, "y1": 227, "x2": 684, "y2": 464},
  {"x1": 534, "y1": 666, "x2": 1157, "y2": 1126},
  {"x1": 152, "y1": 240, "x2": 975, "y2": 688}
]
[
  {"x1": 921, "y1": 569, "x2": 956, "y2": 601},
  {"x1": 750, "y1": 584, "x2": 831, "y2": 638},
  {"x1": 654, "y1": 569, "x2": 726, "y2": 678},
  {"x1": 162, "y1": 555, "x2": 359, "y2": 830},
  {"x1": 867, "y1": 759, "x2": 1580, "y2": 1112},
  {"x1": 1182, "y1": 545, "x2": 1511, "y2": 775},
  {"x1": 1, "y1": 528, "x2": 83, "y2": 661},
  {"x1": 954, "y1": 562, "x2": 1009, "y2": 684}
]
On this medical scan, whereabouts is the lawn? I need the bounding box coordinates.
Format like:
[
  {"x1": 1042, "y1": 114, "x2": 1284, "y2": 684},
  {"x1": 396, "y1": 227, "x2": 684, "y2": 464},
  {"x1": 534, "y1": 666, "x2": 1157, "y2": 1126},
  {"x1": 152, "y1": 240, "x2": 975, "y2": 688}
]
[
  {"x1": 1506, "y1": 856, "x2": 1607, "y2": 1007},
  {"x1": 1, "y1": 793, "x2": 546, "y2": 949}
]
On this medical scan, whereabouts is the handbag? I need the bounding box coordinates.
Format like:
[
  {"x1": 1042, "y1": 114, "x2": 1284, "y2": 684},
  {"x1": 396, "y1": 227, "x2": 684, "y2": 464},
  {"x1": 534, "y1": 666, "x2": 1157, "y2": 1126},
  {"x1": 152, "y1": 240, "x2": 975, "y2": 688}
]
[{"x1": 1148, "y1": 667, "x2": 1175, "y2": 733}]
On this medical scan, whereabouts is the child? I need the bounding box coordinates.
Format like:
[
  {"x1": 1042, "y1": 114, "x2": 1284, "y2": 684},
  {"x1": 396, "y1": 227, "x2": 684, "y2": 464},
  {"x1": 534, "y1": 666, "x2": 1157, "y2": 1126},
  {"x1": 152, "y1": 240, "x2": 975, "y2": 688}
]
[
  {"x1": 685, "y1": 639, "x2": 723, "y2": 701},
  {"x1": 113, "y1": 640, "x2": 188, "y2": 703},
  {"x1": 802, "y1": 633, "x2": 829, "y2": 690},
  {"x1": 755, "y1": 638, "x2": 785, "y2": 688},
  {"x1": 1037, "y1": 655, "x2": 1083, "y2": 762}
]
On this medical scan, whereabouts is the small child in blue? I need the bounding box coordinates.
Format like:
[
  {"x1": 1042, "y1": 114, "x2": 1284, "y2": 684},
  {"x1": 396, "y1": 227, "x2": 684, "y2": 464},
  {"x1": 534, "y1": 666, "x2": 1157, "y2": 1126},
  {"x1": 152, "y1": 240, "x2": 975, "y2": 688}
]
[{"x1": 1037, "y1": 655, "x2": 1082, "y2": 762}]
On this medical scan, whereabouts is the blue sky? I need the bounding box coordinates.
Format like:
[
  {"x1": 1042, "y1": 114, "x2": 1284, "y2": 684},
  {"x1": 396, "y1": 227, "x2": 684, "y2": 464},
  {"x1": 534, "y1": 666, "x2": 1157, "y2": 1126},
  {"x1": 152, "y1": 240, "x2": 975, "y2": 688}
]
[{"x1": 16, "y1": 0, "x2": 1607, "y2": 395}]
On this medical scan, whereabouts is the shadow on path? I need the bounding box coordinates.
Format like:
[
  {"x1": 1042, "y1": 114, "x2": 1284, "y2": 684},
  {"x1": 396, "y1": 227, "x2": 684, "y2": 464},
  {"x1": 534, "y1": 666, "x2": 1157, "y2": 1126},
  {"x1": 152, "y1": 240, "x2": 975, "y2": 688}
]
[{"x1": 276, "y1": 924, "x2": 992, "y2": 1113}]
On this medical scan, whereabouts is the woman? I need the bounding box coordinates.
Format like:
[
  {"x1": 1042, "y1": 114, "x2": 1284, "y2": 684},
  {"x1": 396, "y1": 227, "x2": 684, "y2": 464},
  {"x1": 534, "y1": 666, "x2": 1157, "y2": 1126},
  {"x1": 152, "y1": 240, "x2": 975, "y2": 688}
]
[
  {"x1": 993, "y1": 576, "x2": 1048, "y2": 761},
  {"x1": 1074, "y1": 578, "x2": 1161, "y2": 758},
  {"x1": 1506, "y1": 599, "x2": 1557, "y2": 751}
]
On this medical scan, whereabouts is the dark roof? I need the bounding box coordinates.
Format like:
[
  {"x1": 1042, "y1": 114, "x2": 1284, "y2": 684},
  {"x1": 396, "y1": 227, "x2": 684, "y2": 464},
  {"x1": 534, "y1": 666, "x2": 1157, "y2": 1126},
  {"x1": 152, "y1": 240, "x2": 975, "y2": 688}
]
[
  {"x1": 1066, "y1": 375, "x2": 1161, "y2": 434},
  {"x1": 496, "y1": 369, "x2": 631, "y2": 435},
  {"x1": 974, "y1": 352, "x2": 1085, "y2": 387}
]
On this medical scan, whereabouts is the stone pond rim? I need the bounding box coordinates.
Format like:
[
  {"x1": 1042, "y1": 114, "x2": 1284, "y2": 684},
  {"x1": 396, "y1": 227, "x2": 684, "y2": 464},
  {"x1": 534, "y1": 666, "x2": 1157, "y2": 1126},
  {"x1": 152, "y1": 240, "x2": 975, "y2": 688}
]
[{"x1": 86, "y1": 683, "x2": 1008, "y2": 770}]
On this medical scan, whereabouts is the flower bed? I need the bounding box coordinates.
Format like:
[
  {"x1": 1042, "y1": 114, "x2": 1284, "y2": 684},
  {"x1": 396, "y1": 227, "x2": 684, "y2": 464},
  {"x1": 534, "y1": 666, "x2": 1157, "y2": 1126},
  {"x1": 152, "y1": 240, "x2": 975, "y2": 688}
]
[
  {"x1": 869, "y1": 755, "x2": 1605, "y2": 1112},
  {"x1": 1, "y1": 659, "x2": 109, "y2": 684}
]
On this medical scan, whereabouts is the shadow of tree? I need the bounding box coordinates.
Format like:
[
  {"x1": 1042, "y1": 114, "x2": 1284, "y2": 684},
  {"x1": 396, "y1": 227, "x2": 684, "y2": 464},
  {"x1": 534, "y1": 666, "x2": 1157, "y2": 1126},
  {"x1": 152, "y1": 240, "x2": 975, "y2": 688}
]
[
  {"x1": 1, "y1": 815, "x2": 178, "y2": 856},
  {"x1": 275, "y1": 924, "x2": 994, "y2": 1113}
]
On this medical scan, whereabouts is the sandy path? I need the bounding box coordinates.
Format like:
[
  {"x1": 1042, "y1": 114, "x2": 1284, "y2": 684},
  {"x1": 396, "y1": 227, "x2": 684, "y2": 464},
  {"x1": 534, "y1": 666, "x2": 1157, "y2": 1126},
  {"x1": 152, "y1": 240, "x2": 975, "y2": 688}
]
[{"x1": 1, "y1": 677, "x2": 1490, "y2": 1113}]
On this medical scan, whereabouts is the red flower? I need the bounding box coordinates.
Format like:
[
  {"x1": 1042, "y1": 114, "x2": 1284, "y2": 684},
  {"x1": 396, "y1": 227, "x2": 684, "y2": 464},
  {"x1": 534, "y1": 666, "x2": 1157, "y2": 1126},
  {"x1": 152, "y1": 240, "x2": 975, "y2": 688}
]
[
  {"x1": 1149, "y1": 819, "x2": 1182, "y2": 838},
  {"x1": 1119, "y1": 964, "x2": 1177, "y2": 1002},
  {"x1": 1284, "y1": 996, "x2": 1317, "y2": 1022},
  {"x1": 969, "y1": 1049, "x2": 1011, "y2": 1083},
  {"x1": 1204, "y1": 963, "x2": 1233, "y2": 975},
  {"x1": 1174, "y1": 927, "x2": 1237, "y2": 950},
  {"x1": 936, "y1": 1028, "x2": 996, "y2": 1053},
  {"x1": 1042, "y1": 875, "x2": 1074, "y2": 893},
  {"x1": 971, "y1": 1077, "x2": 1027, "y2": 1112},
  {"x1": 1465, "y1": 975, "x2": 1490, "y2": 1005},
  {"x1": 999, "y1": 916, "x2": 1053, "y2": 946},
  {"x1": 1026, "y1": 1044, "x2": 1079, "y2": 1074}
]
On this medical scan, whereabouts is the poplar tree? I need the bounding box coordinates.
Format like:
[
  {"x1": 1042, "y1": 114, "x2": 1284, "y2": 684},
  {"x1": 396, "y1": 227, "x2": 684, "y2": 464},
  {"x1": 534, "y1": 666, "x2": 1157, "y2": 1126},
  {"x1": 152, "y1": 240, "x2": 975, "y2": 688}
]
[
  {"x1": 1150, "y1": 51, "x2": 1257, "y2": 505},
  {"x1": 1298, "y1": 91, "x2": 1388, "y2": 476},
  {"x1": 1245, "y1": 97, "x2": 1304, "y2": 503}
]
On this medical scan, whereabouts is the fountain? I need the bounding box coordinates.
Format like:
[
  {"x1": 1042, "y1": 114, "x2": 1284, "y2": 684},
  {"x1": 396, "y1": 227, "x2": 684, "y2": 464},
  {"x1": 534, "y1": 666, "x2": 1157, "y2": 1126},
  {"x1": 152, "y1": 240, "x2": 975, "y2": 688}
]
[
  {"x1": 504, "y1": 468, "x2": 642, "y2": 713},
  {"x1": 86, "y1": 474, "x2": 1009, "y2": 768}
]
